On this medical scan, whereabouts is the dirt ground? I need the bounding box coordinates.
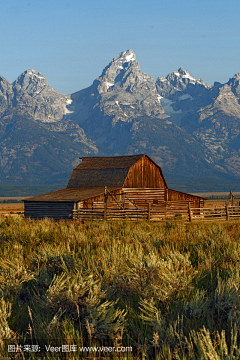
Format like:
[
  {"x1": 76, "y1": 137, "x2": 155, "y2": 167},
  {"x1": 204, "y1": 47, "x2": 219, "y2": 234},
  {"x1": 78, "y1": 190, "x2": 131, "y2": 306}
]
[
  {"x1": 0, "y1": 203, "x2": 24, "y2": 215},
  {"x1": 205, "y1": 199, "x2": 240, "y2": 208}
]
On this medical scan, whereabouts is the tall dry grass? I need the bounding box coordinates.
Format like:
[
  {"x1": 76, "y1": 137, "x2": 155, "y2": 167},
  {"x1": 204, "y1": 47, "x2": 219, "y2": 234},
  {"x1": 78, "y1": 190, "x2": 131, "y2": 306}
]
[{"x1": 1, "y1": 216, "x2": 240, "y2": 358}]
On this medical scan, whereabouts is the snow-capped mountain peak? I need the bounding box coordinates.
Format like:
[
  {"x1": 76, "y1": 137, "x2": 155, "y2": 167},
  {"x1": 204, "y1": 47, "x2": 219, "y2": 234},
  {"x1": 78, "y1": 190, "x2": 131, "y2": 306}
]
[
  {"x1": 95, "y1": 49, "x2": 141, "y2": 92},
  {"x1": 117, "y1": 49, "x2": 136, "y2": 63},
  {"x1": 177, "y1": 67, "x2": 196, "y2": 82},
  {"x1": 156, "y1": 67, "x2": 212, "y2": 97},
  {"x1": 1, "y1": 48, "x2": 240, "y2": 187},
  {"x1": 12, "y1": 69, "x2": 48, "y2": 94}
]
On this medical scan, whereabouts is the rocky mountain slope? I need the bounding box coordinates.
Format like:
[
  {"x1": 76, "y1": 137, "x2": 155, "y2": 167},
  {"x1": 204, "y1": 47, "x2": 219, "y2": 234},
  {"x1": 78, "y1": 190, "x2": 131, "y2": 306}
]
[
  {"x1": 155, "y1": 67, "x2": 240, "y2": 177},
  {"x1": 0, "y1": 70, "x2": 97, "y2": 184},
  {"x1": 0, "y1": 50, "x2": 240, "y2": 190}
]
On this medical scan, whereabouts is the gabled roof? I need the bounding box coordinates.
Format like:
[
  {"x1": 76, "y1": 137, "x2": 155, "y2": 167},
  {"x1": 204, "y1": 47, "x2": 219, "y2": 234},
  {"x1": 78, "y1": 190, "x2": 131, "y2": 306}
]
[
  {"x1": 24, "y1": 154, "x2": 172, "y2": 203},
  {"x1": 67, "y1": 154, "x2": 147, "y2": 189},
  {"x1": 73, "y1": 154, "x2": 145, "y2": 170},
  {"x1": 24, "y1": 187, "x2": 120, "y2": 202}
]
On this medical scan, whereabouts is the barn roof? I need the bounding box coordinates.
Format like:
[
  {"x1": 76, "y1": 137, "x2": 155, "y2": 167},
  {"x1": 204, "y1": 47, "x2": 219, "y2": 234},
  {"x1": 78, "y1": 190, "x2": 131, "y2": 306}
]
[
  {"x1": 23, "y1": 154, "x2": 170, "y2": 203},
  {"x1": 74, "y1": 154, "x2": 144, "y2": 170},
  {"x1": 24, "y1": 187, "x2": 120, "y2": 202},
  {"x1": 66, "y1": 154, "x2": 168, "y2": 189},
  {"x1": 67, "y1": 154, "x2": 161, "y2": 188}
]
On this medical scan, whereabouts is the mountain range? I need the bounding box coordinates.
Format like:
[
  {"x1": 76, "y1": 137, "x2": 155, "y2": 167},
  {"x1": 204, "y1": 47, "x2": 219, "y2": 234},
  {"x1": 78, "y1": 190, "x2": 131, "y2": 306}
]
[{"x1": 1, "y1": 49, "x2": 240, "y2": 192}]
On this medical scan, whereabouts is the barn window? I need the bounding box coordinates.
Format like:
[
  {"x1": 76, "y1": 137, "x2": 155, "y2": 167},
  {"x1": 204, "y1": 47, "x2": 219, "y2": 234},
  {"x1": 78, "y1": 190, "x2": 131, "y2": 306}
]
[{"x1": 153, "y1": 199, "x2": 158, "y2": 205}]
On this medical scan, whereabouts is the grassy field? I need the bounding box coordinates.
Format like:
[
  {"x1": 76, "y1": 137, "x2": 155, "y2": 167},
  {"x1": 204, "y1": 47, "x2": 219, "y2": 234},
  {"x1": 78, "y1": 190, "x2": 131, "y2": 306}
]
[{"x1": 1, "y1": 217, "x2": 240, "y2": 359}]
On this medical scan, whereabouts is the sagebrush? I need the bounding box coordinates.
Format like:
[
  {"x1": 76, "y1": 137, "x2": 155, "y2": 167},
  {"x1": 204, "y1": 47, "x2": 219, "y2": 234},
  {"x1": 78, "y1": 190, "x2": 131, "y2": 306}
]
[{"x1": 1, "y1": 216, "x2": 240, "y2": 359}]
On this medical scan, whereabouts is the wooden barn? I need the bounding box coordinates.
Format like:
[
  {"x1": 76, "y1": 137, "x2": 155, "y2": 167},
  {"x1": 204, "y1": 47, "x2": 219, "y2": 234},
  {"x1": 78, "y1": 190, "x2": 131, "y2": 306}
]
[{"x1": 24, "y1": 154, "x2": 205, "y2": 220}]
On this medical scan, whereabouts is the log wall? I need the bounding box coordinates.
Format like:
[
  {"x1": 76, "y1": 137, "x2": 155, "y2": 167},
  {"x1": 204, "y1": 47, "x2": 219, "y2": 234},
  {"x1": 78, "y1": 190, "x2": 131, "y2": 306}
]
[
  {"x1": 88, "y1": 188, "x2": 204, "y2": 211},
  {"x1": 167, "y1": 189, "x2": 204, "y2": 208},
  {"x1": 123, "y1": 188, "x2": 203, "y2": 220},
  {"x1": 24, "y1": 202, "x2": 75, "y2": 220},
  {"x1": 24, "y1": 188, "x2": 205, "y2": 221}
]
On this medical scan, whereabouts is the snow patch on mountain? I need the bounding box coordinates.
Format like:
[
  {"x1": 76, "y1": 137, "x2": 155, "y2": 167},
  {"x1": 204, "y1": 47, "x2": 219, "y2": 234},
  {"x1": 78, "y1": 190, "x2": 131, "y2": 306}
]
[
  {"x1": 124, "y1": 53, "x2": 136, "y2": 62},
  {"x1": 106, "y1": 82, "x2": 114, "y2": 89},
  {"x1": 179, "y1": 94, "x2": 193, "y2": 101},
  {"x1": 182, "y1": 72, "x2": 196, "y2": 82},
  {"x1": 160, "y1": 98, "x2": 182, "y2": 115},
  {"x1": 158, "y1": 78, "x2": 167, "y2": 82}
]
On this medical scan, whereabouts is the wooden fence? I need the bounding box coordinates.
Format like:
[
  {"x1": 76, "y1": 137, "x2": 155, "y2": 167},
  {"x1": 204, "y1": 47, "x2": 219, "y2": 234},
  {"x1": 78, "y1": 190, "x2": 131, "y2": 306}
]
[
  {"x1": 73, "y1": 204, "x2": 240, "y2": 222},
  {"x1": 191, "y1": 205, "x2": 240, "y2": 222},
  {"x1": 73, "y1": 207, "x2": 149, "y2": 221}
]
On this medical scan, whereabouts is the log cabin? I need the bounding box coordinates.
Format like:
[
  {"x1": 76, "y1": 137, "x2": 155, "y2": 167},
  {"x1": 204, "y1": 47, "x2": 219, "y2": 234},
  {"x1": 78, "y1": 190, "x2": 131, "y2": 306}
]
[{"x1": 24, "y1": 154, "x2": 205, "y2": 220}]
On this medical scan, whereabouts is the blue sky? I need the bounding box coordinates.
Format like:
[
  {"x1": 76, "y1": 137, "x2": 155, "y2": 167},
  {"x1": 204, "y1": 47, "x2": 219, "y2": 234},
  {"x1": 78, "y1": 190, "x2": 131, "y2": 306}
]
[{"x1": 1, "y1": 0, "x2": 239, "y2": 94}]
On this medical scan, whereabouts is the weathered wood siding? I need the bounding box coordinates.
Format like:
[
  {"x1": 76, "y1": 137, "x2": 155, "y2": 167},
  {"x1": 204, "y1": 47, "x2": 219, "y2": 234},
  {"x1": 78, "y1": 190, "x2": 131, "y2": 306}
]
[
  {"x1": 89, "y1": 189, "x2": 166, "y2": 210},
  {"x1": 122, "y1": 188, "x2": 204, "y2": 220},
  {"x1": 77, "y1": 188, "x2": 205, "y2": 221},
  {"x1": 123, "y1": 156, "x2": 166, "y2": 188},
  {"x1": 123, "y1": 188, "x2": 166, "y2": 207},
  {"x1": 82, "y1": 189, "x2": 122, "y2": 208},
  {"x1": 166, "y1": 189, "x2": 204, "y2": 209},
  {"x1": 87, "y1": 188, "x2": 204, "y2": 211},
  {"x1": 24, "y1": 202, "x2": 75, "y2": 220},
  {"x1": 24, "y1": 188, "x2": 204, "y2": 220}
]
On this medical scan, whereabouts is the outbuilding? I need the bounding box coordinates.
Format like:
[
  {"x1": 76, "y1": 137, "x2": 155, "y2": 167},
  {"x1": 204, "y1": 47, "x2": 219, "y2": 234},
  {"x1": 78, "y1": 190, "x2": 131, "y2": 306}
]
[{"x1": 24, "y1": 154, "x2": 205, "y2": 220}]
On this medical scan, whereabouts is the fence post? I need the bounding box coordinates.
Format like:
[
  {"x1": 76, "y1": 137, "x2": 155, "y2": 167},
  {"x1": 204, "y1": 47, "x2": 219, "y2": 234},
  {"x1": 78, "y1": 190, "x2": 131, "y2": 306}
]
[
  {"x1": 73, "y1": 202, "x2": 77, "y2": 220},
  {"x1": 104, "y1": 186, "x2": 107, "y2": 220},
  {"x1": 148, "y1": 202, "x2": 151, "y2": 221},
  {"x1": 226, "y1": 204, "x2": 229, "y2": 221},
  {"x1": 104, "y1": 203, "x2": 107, "y2": 220},
  {"x1": 188, "y1": 202, "x2": 192, "y2": 222},
  {"x1": 122, "y1": 193, "x2": 125, "y2": 209},
  {"x1": 77, "y1": 202, "x2": 81, "y2": 221}
]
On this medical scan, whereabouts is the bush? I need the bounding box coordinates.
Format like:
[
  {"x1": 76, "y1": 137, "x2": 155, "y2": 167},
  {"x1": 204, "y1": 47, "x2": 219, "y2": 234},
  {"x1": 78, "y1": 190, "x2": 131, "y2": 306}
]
[{"x1": 0, "y1": 218, "x2": 240, "y2": 358}]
